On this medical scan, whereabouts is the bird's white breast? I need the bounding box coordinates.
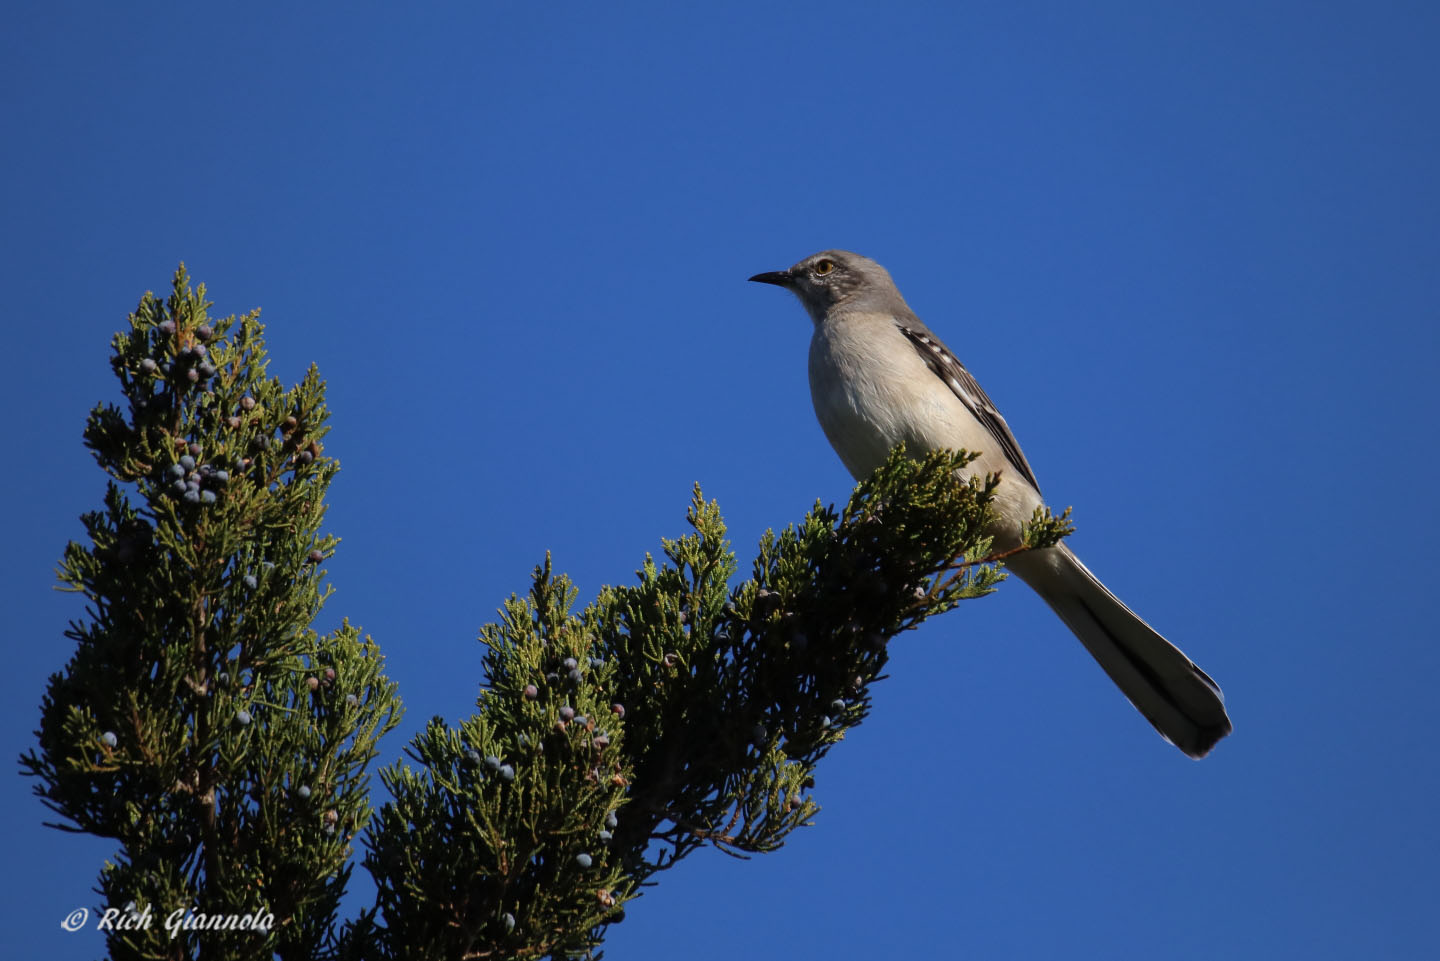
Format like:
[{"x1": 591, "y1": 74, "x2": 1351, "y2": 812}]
[
  {"x1": 807, "y1": 311, "x2": 1042, "y2": 546},
  {"x1": 808, "y1": 313, "x2": 938, "y2": 479}
]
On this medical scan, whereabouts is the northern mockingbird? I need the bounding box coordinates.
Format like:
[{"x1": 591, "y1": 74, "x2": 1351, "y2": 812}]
[{"x1": 750, "y1": 249, "x2": 1232, "y2": 758}]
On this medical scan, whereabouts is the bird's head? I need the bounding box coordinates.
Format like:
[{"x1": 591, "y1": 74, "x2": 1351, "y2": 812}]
[{"x1": 748, "y1": 250, "x2": 905, "y2": 324}]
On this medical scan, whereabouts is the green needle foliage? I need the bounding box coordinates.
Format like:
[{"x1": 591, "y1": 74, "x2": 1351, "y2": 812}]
[
  {"x1": 361, "y1": 450, "x2": 1072, "y2": 960},
  {"x1": 26, "y1": 268, "x2": 1074, "y2": 961},
  {"x1": 22, "y1": 268, "x2": 402, "y2": 961}
]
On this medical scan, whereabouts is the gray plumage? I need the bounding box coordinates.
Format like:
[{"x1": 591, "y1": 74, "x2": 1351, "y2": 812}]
[{"x1": 750, "y1": 249, "x2": 1232, "y2": 758}]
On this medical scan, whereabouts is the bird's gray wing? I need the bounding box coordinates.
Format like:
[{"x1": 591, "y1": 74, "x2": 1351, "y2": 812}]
[{"x1": 896, "y1": 324, "x2": 1042, "y2": 493}]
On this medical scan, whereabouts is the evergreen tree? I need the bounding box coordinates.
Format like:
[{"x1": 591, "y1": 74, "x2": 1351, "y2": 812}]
[
  {"x1": 22, "y1": 268, "x2": 403, "y2": 960},
  {"x1": 27, "y1": 268, "x2": 1071, "y2": 960}
]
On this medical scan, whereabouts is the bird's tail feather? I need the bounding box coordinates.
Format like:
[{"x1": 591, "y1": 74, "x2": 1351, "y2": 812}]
[{"x1": 1010, "y1": 544, "x2": 1232, "y2": 759}]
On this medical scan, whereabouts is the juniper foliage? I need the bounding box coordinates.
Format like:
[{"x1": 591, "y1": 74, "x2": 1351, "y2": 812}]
[
  {"x1": 22, "y1": 268, "x2": 403, "y2": 961},
  {"x1": 360, "y1": 450, "x2": 1071, "y2": 959},
  {"x1": 27, "y1": 268, "x2": 1073, "y2": 961}
]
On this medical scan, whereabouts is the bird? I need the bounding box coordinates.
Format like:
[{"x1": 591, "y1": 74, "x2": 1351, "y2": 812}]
[{"x1": 749, "y1": 249, "x2": 1231, "y2": 758}]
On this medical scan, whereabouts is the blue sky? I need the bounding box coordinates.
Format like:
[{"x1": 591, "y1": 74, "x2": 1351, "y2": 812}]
[{"x1": 5, "y1": 2, "x2": 1438, "y2": 958}]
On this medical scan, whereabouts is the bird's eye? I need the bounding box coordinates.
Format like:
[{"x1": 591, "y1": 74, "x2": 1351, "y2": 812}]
[{"x1": 813, "y1": 259, "x2": 835, "y2": 276}]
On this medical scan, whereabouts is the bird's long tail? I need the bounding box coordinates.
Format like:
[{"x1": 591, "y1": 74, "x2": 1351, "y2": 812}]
[{"x1": 1008, "y1": 544, "x2": 1232, "y2": 758}]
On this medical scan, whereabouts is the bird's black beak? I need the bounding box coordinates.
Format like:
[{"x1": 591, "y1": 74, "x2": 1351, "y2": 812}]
[{"x1": 747, "y1": 269, "x2": 793, "y2": 287}]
